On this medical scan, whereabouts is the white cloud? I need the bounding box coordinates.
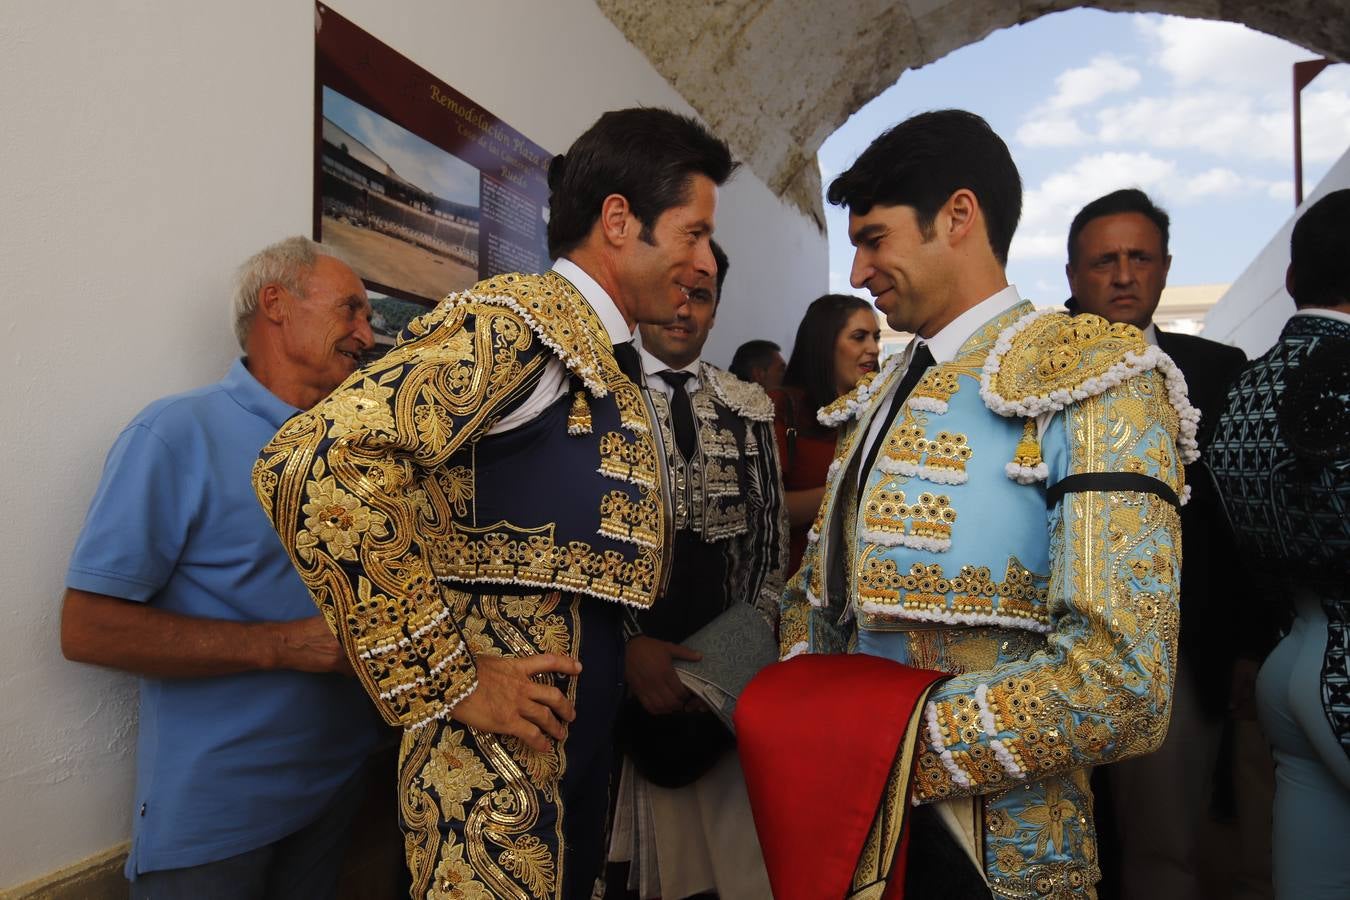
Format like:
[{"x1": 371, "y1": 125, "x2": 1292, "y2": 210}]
[
  {"x1": 1179, "y1": 167, "x2": 1247, "y2": 198},
  {"x1": 1265, "y1": 179, "x2": 1294, "y2": 201},
  {"x1": 1013, "y1": 152, "x2": 1289, "y2": 260},
  {"x1": 1303, "y1": 68, "x2": 1350, "y2": 163},
  {"x1": 1094, "y1": 91, "x2": 1289, "y2": 161},
  {"x1": 1010, "y1": 232, "x2": 1065, "y2": 261},
  {"x1": 1136, "y1": 15, "x2": 1316, "y2": 90},
  {"x1": 1048, "y1": 55, "x2": 1142, "y2": 110},
  {"x1": 1021, "y1": 151, "x2": 1177, "y2": 233},
  {"x1": 1017, "y1": 115, "x2": 1090, "y2": 148},
  {"x1": 1014, "y1": 18, "x2": 1350, "y2": 173},
  {"x1": 1016, "y1": 56, "x2": 1139, "y2": 148}
]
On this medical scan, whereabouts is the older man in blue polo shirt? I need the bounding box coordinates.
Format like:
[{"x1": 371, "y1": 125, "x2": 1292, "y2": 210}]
[{"x1": 61, "y1": 236, "x2": 384, "y2": 898}]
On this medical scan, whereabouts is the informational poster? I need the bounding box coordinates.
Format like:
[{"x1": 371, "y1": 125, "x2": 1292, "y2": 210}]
[{"x1": 314, "y1": 3, "x2": 553, "y2": 314}]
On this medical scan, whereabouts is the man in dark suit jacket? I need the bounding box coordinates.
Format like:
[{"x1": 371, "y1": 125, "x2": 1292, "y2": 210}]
[{"x1": 1065, "y1": 189, "x2": 1250, "y2": 900}]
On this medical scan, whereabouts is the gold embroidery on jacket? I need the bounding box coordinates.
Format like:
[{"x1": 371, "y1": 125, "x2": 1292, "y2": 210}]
[{"x1": 857, "y1": 557, "x2": 1051, "y2": 627}]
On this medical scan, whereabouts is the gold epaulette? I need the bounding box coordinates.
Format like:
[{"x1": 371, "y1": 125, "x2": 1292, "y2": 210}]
[
  {"x1": 429, "y1": 271, "x2": 614, "y2": 396},
  {"x1": 703, "y1": 364, "x2": 775, "y2": 422},
  {"x1": 980, "y1": 309, "x2": 1201, "y2": 464}
]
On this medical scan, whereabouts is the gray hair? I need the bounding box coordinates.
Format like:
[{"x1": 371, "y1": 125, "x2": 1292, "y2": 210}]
[{"x1": 232, "y1": 236, "x2": 341, "y2": 349}]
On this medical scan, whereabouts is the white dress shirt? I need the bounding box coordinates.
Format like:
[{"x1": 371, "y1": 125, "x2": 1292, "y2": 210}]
[
  {"x1": 857, "y1": 285, "x2": 1022, "y2": 482},
  {"x1": 487, "y1": 258, "x2": 634, "y2": 434},
  {"x1": 639, "y1": 346, "x2": 701, "y2": 399},
  {"x1": 1293, "y1": 307, "x2": 1350, "y2": 326}
]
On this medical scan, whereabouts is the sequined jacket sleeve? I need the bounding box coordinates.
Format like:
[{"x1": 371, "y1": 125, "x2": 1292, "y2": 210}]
[
  {"x1": 912, "y1": 369, "x2": 1185, "y2": 801},
  {"x1": 740, "y1": 416, "x2": 791, "y2": 627},
  {"x1": 252, "y1": 299, "x2": 551, "y2": 729}
]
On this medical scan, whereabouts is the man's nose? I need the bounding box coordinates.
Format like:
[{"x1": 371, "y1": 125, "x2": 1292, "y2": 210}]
[
  {"x1": 1112, "y1": 255, "x2": 1136, "y2": 285},
  {"x1": 695, "y1": 239, "x2": 716, "y2": 279},
  {"x1": 355, "y1": 315, "x2": 375, "y2": 349},
  {"x1": 850, "y1": 253, "x2": 871, "y2": 290}
]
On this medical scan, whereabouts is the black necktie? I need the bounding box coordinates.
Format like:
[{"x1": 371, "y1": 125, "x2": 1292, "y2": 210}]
[
  {"x1": 657, "y1": 370, "x2": 698, "y2": 461},
  {"x1": 613, "y1": 340, "x2": 643, "y2": 385},
  {"x1": 857, "y1": 343, "x2": 935, "y2": 482}
]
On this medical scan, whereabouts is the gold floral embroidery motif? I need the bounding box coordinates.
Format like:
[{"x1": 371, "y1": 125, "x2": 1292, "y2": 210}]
[
  {"x1": 598, "y1": 489, "x2": 660, "y2": 547},
  {"x1": 857, "y1": 557, "x2": 1050, "y2": 627},
  {"x1": 861, "y1": 487, "x2": 957, "y2": 548},
  {"x1": 299, "y1": 473, "x2": 389, "y2": 562},
  {"x1": 703, "y1": 458, "x2": 741, "y2": 499},
  {"x1": 923, "y1": 431, "x2": 973, "y2": 479},
  {"x1": 398, "y1": 588, "x2": 579, "y2": 899},
  {"x1": 862, "y1": 488, "x2": 912, "y2": 542},
  {"x1": 597, "y1": 431, "x2": 657, "y2": 488},
  {"x1": 987, "y1": 313, "x2": 1148, "y2": 405},
  {"x1": 319, "y1": 379, "x2": 397, "y2": 438},
  {"x1": 881, "y1": 422, "x2": 928, "y2": 471},
  {"x1": 911, "y1": 368, "x2": 961, "y2": 408},
  {"x1": 429, "y1": 522, "x2": 660, "y2": 608}
]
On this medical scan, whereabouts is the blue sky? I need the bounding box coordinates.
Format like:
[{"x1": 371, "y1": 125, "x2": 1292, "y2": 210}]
[
  {"x1": 819, "y1": 10, "x2": 1350, "y2": 304},
  {"x1": 322, "y1": 86, "x2": 480, "y2": 206}
]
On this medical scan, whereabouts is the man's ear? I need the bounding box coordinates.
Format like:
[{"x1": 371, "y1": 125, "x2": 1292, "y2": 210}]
[
  {"x1": 258, "y1": 283, "x2": 288, "y2": 325},
  {"x1": 598, "y1": 193, "x2": 634, "y2": 247},
  {"x1": 1285, "y1": 263, "x2": 1296, "y2": 300},
  {"x1": 944, "y1": 188, "x2": 980, "y2": 248}
]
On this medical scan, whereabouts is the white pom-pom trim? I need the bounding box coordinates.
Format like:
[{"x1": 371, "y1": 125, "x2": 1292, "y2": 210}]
[
  {"x1": 860, "y1": 528, "x2": 952, "y2": 553},
  {"x1": 908, "y1": 397, "x2": 949, "y2": 414},
  {"x1": 925, "y1": 701, "x2": 971, "y2": 787},
  {"x1": 976, "y1": 683, "x2": 1026, "y2": 779},
  {"x1": 818, "y1": 353, "x2": 906, "y2": 426},
  {"x1": 1005, "y1": 461, "x2": 1049, "y2": 484},
  {"x1": 854, "y1": 602, "x2": 1052, "y2": 633}
]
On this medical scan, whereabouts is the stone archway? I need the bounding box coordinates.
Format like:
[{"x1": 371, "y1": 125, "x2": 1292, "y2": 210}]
[{"x1": 598, "y1": 0, "x2": 1350, "y2": 227}]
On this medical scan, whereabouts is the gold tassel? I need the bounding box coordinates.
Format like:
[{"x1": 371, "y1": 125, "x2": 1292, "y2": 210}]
[
  {"x1": 567, "y1": 390, "x2": 592, "y2": 435},
  {"x1": 1006, "y1": 417, "x2": 1047, "y2": 484},
  {"x1": 1013, "y1": 417, "x2": 1042, "y2": 469}
]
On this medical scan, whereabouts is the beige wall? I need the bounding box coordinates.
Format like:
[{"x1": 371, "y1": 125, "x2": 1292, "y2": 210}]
[{"x1": 0, "y1": 0, "x2": 825, "y2": 889}]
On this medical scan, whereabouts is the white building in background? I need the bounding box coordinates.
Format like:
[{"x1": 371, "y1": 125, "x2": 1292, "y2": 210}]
[{"x1": 1204, "y1": 144, "x2": 1350, "y2": 356}]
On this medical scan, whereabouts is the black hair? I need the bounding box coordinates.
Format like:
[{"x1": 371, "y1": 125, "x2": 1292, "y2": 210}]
[
  {"x1": 1289, "y1": 189, "x2": 1350, "y2": 309},
  {"x1": 1067, "y1": 188, "x2": 1170, "y2": 266},
  {"x1": 729, "y1": 339, "x2": 781, "y2": 382},
  {"x1": 783, "y1": 293, "x2": 877, "y2": 413},
  {"x1": 712, "y1": 239, "x2": 729, "y2": 301},
  {"x1": 826, "y1": 109, "x2": 1022, "y2": 266},
  {"x1": 547, "y1": 108, "x2": 737, "y2": 259}
]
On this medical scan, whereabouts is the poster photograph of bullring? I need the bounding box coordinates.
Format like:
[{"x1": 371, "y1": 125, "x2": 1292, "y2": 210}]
[{"x1": 319, "y1": 86, "x2": 481, "y2": 301}]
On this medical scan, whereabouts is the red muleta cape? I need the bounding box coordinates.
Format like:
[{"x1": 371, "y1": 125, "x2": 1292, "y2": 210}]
[{"x1": 735, "y1": 654, "x2": 948, "y2": 899}]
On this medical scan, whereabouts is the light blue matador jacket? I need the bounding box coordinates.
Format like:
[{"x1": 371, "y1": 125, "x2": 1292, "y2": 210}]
[{"x1": 779, "y1": 299, "x2": 1199, "y2": 899}]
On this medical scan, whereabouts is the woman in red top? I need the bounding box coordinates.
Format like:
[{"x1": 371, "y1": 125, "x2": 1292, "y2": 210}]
[{"x1": 771, "y1": 294, "x2": 881, "y2": 571}]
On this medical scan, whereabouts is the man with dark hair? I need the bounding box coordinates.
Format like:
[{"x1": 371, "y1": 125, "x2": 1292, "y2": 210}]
[
  {"x1": 747, "y1": 110, "x2": 1189, "y2": 897},
  {"x1": 608, "y1": 240, "x2": 787, "y2": 898},
  {"x1": 729, "y1": 339, "x2": 786, "y2": 390},
  {"x1": 254, "y1": 107, "x2": 736, "y2": 899},
  {"x1": 548, "y1": 108, "x2": 738, "y2": 260},
  {"x1": 1065, "y1": 188, "x2": 1248, "y2": 900},
  {"x1": 825, "y1": 108, "x2": 1022, "y2": 266},
  {"x1": 1208, "y1": 189, "x2": 1350, "y2": 900}
]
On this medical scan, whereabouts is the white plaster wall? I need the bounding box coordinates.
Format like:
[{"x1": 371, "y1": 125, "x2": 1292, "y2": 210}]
[
  {"x1": 0, "y1": 0, "x2": 825, "y2": 888},
  {"x1": 1202, "y1": 144, "x2": 1350, "y2": 355}
]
